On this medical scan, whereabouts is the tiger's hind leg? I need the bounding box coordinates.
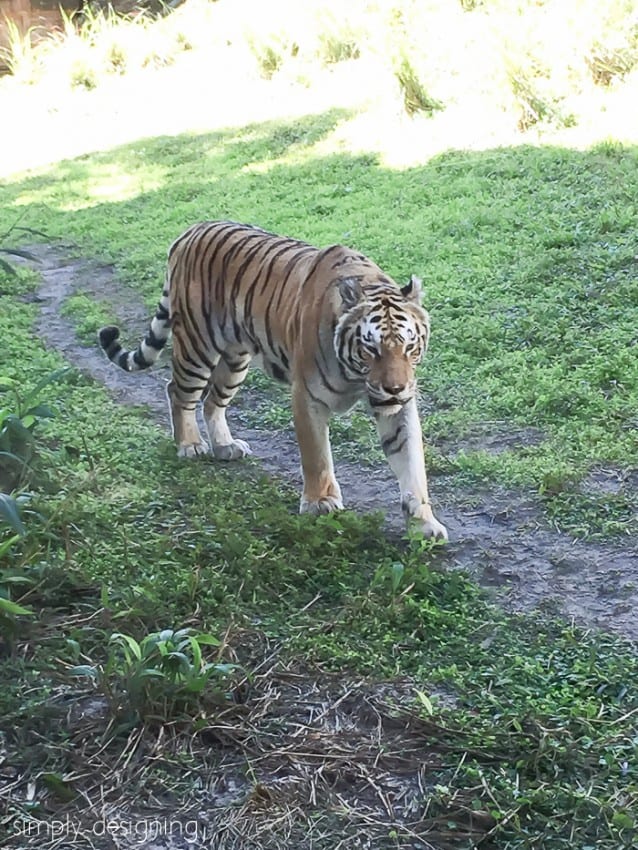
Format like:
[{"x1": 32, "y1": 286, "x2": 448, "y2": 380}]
[
  {"x1": 203, "y1": 353, "x2": 253, "y2": 461},
  {"x1": 167, "y1": 333, "x2": 215, "y2": 458}
]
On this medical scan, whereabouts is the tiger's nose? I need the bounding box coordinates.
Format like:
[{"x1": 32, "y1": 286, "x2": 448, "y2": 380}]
[{"x1": 383, "y1": 384, "x2": 405, "y2": 395}]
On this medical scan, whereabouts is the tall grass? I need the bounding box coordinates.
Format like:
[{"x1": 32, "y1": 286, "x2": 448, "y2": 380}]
[{"x1": 1, "y1": 0, "x2": 638, "y2": 130}]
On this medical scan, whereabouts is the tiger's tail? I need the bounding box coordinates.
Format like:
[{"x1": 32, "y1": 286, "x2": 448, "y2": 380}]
[{"x1": 98, "y1": 281, "x2": 171, "y2": 373}]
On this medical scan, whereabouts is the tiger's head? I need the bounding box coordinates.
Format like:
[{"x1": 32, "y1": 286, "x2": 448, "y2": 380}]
[{"x1": 334, "y1": 274, "x2": 430, "y2": 416}]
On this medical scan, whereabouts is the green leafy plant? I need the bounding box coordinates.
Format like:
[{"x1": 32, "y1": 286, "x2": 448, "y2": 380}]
[
  {"x1": 0, "y1": 370, "x2": 65, "y2": 487},
  {"x1": 0, "y1": 494, "x2": 33, "y2": 636},
  {"x1": 70, "y1": 627, "x2": 239, "y2": 726},
  {"x1": 0, "y1": 492, "x2": 26, "y2": 536}
]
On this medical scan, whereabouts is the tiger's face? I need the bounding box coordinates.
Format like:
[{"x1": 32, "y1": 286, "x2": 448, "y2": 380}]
[{"x1": 335, "y1": 274, "x2": 430, "y2": 416}]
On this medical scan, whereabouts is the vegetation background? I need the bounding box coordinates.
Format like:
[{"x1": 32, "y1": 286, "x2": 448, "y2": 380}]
[{"x1": 0, "y1": 1, "x2": 637, "y2": 848}]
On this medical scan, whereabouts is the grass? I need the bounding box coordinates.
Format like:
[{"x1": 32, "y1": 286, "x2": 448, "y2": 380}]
[
  {"x1": 0, "y1": 115, "x2": 637, "y2": 847},
  {"x1": 2, "y1": 117, "x2": 637, "y2": 536},
  {"x1": 0, "y1": 1, "x2": 637, "y2": 847}
]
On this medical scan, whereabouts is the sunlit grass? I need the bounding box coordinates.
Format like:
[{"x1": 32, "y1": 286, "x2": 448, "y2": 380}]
[{"x1": 1, "y1": 0, "x2": 638, "y2": 178}]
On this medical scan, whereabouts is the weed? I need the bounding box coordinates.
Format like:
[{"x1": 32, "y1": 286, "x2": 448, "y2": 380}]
[
  {"x1": 247, "y1": 31, "x2": 298, "y2": 79},
  {"x1": 316, "y1": 15, "x2": 361, "y2": 66},
  {"x1": 394, "y1": 54, "x2": 444, "y2": 117},
  {"x1": 0, "y1": 370, "x2": 65, "y2": 489},
  {"x1": 588, "y1": 40, "x2": 638, "y2": 86},
  {"x1": 69, "y1": 626, "x2": 239, "y2": 726},
  {"x1": 0, "y1": 19, "x2": 41, "y2": 83},
  {"x1": 69, "y1": 57, "x2": 98, "y2": 90},
  {"x1": 0, "y1": 495, "x2": 35, "y2": 638}
]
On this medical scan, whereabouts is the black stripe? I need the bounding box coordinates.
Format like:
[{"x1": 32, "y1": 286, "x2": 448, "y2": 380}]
[
  {"x1": 229, "y1": 233, "x2": 269, "y2": 302},
  {"x1": 180, "y1": 293, "x2": 220, "y2": 366},
  {"x1": 132, "y1": 349, "x2": 153, "y2": 368},
  {"x1": 174, "y1": 362, "x2": 209, "y2": 383},
  {"x1": 257, "y1": 241, "x2": 300, "y2": 295},
  {"x1": 381, "y1": 427, "x2": 406, "y2": 456},
  {"x1": 211, "y1": 384, "x2": 233, "y2": 401},
  {"x1": 314, "y1": 357, "x2": 341, "y2": 395},
  {"x1": 212, "y1": 225, "x2": 253, "y2": 302},
  {"x1": 305, "y1": 244, "x2": 340, "y2": 282},
  {"x1": 270, "y1": 362, "x2": 286, "y2": 383},
  {"x1": 302, "y1": 377, "x2": 330, "y2": 410},
  {"x1": 273, "y1": 246, "x2": 315, "y2": 310},
  {"x1": 144, "y1": 327, "x2": 165, "y2": 349}
]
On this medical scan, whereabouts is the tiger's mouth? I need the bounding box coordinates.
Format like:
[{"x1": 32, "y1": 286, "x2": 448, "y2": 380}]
[{"x1": 367, "y1": 393, "x2": 412, "y2": 415}]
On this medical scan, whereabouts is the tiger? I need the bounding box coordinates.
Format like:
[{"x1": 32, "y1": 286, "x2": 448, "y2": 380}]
[{"x1": 98, "y1": 221, "x2": 448, "y2": 541}]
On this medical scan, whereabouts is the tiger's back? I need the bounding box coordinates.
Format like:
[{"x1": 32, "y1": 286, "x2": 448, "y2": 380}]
[{"x1": 167, "y1": 220, "x2": 387, "y2": 393}]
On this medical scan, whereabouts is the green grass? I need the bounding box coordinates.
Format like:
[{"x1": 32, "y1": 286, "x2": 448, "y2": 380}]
[
  {"x1": 3, "y1": 116, "x2": 638, "y2": 536},
  {"x1": 1, "y1": 110, "x2": 638, "y2": 847}
]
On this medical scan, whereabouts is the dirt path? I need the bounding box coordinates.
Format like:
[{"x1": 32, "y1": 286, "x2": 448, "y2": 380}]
[{"x1": 31, "y1": 244, "x2": 638, "y2": 642}]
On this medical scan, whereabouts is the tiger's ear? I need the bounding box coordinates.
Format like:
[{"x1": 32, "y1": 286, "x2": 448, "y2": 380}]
[
  {"x1": 337, "y1": 276, "x2": 364, "y2": 309},
  {"x1": 401, "y1": 274, "x2": 423, "y2": 304}
]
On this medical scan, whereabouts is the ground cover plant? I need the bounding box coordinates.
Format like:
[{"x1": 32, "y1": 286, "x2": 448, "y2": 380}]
[{"x1": 1, "y1": 1, "x2": 638, "y2": 848}]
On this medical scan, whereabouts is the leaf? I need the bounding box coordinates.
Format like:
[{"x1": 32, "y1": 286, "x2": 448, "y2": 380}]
[
  {"x1": 0, "y1": 533, "x2": 21, "y2": 557},
  {"x1": 26, "y1": 368, "x2": 69, "y2": 403},
  {"x1": 0, "y1": 493, "x2": 26, "y2": 536},
  {"x1": 415, "y1": 689, "x2": 434, "y2": 716},
  {"x1": 138, "y1": 668, "x2": 166, "y2": 679},
  {"x1": 26, "y1": 404, "x2": 54, "y2": 419},
  {"x1": 192, "y1": 633, "x2": 221, "y2": 646},
  {"x1": 0, "y1": 597, "x2": 33, "y2": 616},
  {"x1": 390, "y1": 561, "x2": 405, "y2": 593},
  {"x1": 188, "y1": 635, "x2": 203, "y2": 670},
  {"x1": 182, "y1": 675, "x2": 209, "y2": 693},
  {"x1": 166, "y1": 650, "x2": 191, "y2": 669},
  {"x1": 110, "y1": 632, "x2": 142, "y2": 660},
  {"x1": 68, "y1": 665, "x2": 99, "y2": 679},
  {"x1": 0, "y1": 450, "x2": 24, "y2": 464},
  {"x1": 612, "y1": 811, "x2": 634, "y2": 830},
  {"x1": 2, "y1": 573, "x2": 35, "y2": 586},
  {"x1": 41, "y1": 772, "x2": 77, "y2": 802},
  {"x1": 4, "y1": 416, "x2": 34, "y2": 441}
]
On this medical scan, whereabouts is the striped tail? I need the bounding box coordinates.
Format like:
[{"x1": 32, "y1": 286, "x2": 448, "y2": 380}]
[{"x1": 98, "y1": 286, "x2": 171, "y2": 372}]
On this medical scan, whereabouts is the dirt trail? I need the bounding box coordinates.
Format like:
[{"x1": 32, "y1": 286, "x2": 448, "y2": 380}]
[{"x1": 30, "y1": 244, "x2": 638, "y2": 641}]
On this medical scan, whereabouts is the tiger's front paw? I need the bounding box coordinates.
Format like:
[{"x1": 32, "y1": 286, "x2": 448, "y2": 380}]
[
  {"x1": 416, "y1": 515, "x2": 448, "y2": 542},
  {"x1": 212, "y1": 439, "x2": 252, "y2": 461},
  {"x1": 177, "y1": 441, "x2": 210, "y2": 458},
  {"x1": 402, "y1": 492, "x2": 448, "y2": 542},
  {"x1": 300, "y1": 494, "x2": 344, "y2": 516}
]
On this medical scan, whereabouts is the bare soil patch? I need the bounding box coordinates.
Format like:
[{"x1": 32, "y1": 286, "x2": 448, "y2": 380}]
[
  {"x1": 3, "y1": 631, "x2": 486, "y2": 850},
  {"x1": 30, "y1": 244, "x2": 638, "y2": 641}
]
